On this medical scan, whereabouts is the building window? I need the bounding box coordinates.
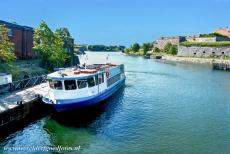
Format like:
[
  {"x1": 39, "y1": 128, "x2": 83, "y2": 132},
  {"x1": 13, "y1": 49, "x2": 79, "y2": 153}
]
[
  {"x1": 77, "y1": 79, "x2": 87, "y2": 89},
  {"x1": 87, "y1": 77, "x2": 95, "y2": 88},
  {"x1": 64, "y1": 80, "x2": 77, "y2": 90},
  {"x1": 49, "y1": 80, "x2": 63, "y2": 90},
  {"x1": 203, "y1": 51, "x2": 205, "y2": 54},
  {"x1": 8, "y1": 28, "x2": 13, "y2": 37}
]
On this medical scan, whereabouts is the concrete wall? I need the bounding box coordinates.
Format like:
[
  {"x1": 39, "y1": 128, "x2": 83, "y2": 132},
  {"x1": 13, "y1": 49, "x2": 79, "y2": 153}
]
[{"x1": 177, "y1": 46, "x2": 230, "y2": 57}]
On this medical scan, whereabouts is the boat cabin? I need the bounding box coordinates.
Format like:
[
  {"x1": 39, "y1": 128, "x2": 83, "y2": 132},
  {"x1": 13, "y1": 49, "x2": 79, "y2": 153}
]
[{"x1": 45, "y1": 64, "x2": 125, "y2": 103}]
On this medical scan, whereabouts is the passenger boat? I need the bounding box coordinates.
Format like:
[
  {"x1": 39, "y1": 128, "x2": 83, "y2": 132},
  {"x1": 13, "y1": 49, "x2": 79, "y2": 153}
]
[{"x1": 42, "y1": 63, "x2": 126, "y2": 112}]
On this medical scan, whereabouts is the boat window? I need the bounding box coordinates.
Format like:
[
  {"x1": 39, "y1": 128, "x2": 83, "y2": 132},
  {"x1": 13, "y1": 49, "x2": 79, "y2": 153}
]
[
  {"x1": 95, "y1": 75, "x2": 99, "y2": 85},
  {"x1": 49, "y1": 80, "x2": 63, "y2": 90},
  {"x1": 107, "y1": 73, "x2": 121, "y2": 87},
  {"x1": 77, "y1": 79, "x2": 87, "y2": 89},
  {"x1": 64, "y1": 80, "x2": 77, "y2": 90},
  {"x1": 87, "y1": 77, "x2": 95, "y2": 87},
  {"x1": 98, "y1": 74, "x2": 104, "y2": 84}
]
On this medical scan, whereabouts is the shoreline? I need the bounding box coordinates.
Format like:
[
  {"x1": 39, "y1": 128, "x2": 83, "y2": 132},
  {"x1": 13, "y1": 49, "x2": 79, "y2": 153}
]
[{"x1": 160, "y1": 55, "x2": 230, "y2": 65}]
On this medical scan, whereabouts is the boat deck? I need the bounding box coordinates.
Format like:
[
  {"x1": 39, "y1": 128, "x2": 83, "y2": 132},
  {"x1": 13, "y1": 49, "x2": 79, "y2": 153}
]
[{"x1": 48, "y1": 63, "x2": 119, "y2": 79}]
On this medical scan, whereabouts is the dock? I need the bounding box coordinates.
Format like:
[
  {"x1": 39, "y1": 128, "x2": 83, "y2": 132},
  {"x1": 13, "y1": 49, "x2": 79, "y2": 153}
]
[
  {"x1": 0, "y1": 83, "x2": 52, "y2": 137},
  {"x1": 212, "y1": 62, "x2": 230, "y2": 71}
]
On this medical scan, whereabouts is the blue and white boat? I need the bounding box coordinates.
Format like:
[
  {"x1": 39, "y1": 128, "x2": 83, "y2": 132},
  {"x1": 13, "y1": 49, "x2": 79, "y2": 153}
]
[{"x1": 42, "y1": 63, "x2": 126, "y2": 112}]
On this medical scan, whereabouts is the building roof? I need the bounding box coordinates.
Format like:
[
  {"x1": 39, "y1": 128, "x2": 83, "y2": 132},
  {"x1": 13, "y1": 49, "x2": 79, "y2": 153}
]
[{"x1": 0, "y1": 20, "x2": 33, "y2": 31}]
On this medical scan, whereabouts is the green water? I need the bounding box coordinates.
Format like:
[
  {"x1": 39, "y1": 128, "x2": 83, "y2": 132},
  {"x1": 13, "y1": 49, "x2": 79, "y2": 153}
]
[{"x1": 2, "y1": 52, "x2": 230, "y2": 154}]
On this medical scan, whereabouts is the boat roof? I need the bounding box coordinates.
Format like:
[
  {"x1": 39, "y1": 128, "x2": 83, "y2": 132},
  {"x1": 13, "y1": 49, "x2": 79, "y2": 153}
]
[{"x1": 47, "y1": 63, "x2": 119, "y2": 80}]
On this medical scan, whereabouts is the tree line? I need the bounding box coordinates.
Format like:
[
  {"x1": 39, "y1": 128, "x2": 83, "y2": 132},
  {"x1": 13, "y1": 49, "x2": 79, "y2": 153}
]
[
  {"x1": 125, "y1": 42, "x2": 178, "y2": 56},
  {"x1": 88, "y1": 45, "x2": 125, "y2": 51},
  {"x1": 83, "y1": 45, "x2": 125, "y2": 52},
  {"x1": 124, "y1": 42, "x2": 153, "y2": 55}
]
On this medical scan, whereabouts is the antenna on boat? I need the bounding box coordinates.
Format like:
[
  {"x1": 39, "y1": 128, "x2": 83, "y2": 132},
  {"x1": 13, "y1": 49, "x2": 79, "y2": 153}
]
[
  {"x1": 106, "y1": 54, "x2": 109, "y2": 64},
  {"x1": 84, "y1": 54, "x2": 88, "y2": 69}
]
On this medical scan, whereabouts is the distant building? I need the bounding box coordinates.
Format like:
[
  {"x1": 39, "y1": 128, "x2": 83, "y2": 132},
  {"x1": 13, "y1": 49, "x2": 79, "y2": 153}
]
[
  {"x1": 186, "y1": 35, "x2": 230, "y2": 42},
  {"x1": 0, "y1": 20, "x2": 34, "y2": 60},
  {"x1": 214, "y1": 28, "x2": 230, "y2": 38}
]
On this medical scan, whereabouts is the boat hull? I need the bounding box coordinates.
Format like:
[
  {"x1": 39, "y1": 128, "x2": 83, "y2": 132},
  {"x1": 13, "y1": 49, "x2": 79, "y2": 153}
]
[{"x1": 43, "y1": 78, "x2": 125, "y2": 112}]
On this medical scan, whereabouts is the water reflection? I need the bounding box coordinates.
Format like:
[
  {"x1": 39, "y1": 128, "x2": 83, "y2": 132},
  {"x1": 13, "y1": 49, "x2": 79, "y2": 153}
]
[
  {"x1": 42, "y1": 86, "x2": 125, "y2": 151},
  {"x1": 50, "y1": 86, "x2": 125, "y2": 129}
]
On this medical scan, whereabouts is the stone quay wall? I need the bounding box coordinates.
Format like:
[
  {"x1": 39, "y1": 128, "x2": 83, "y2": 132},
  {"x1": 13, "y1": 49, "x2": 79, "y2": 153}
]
[{"x1": 177, "y1": 46, "x2": 230, "y2": 57}]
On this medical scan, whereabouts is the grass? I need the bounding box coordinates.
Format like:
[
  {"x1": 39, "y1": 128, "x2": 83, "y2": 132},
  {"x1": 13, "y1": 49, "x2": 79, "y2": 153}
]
[{"x1": 180, "y1": 41, "x2": 230, "y2": 47}]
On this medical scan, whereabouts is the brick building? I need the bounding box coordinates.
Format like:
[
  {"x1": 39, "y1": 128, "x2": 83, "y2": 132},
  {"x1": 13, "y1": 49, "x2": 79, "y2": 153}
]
[{"x1": 0, "y1": 20, "x2": 34, "y2": 60}]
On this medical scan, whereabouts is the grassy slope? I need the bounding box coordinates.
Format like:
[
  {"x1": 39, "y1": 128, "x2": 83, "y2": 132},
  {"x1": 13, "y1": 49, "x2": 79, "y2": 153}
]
[{"x1": 180, "y1": 41, "x2": 230, "y2": 47}]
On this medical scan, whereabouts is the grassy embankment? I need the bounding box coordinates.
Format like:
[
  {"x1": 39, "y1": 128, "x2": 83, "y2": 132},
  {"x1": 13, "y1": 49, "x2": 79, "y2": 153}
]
[
  {"x1": 180, "y1": 41, "x2": 230, "y2": 47},
  {"x1": 0, "y1": 59, "x2": 49, "y2": 80}
]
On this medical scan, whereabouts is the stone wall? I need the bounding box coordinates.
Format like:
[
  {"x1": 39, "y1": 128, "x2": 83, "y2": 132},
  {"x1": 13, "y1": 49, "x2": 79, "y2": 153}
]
[
  {"x1": 177, "y1": 46, "x2": 230, "y2": 57},
  {"x1": 186, "y1": 36, "x2": 230, "y2": 42},
  {"x1": 154, "y1": 36, "x2": 186, "y2": 49}
]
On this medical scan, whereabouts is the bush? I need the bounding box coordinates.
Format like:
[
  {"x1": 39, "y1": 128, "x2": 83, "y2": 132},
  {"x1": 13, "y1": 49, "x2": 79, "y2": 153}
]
[
  {"x1": 124, "y1": 48, "x2": 130, "y2": 54},
  {"x1": 163, "y1": 43, "x2": 178, "y2": 55},
  {"x1": 199, "y1": 32, "x2": 225, "y2": 38}
]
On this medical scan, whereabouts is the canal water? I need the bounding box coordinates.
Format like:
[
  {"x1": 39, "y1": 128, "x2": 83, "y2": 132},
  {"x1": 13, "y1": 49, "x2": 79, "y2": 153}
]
[{"x1": 2, "y1": 52, "x2": 230, "y2": 154}]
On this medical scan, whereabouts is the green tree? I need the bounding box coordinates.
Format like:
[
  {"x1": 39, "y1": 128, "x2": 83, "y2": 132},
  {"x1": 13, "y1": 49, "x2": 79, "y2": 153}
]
[
  {"x1": 55, "y1": 28, "x2": 74, "y2": 65},
  {"x1": 33, "y1": 21, "x2": 69, "y2": 69},
  {"x1": 55, "y1": 28, "x2": 73, "y2": 51},
  {"x1": 142, "y1": 43, "x2": 151, "y2": 55},
  {"x1": 170, "y1": 45, "x2": 178, "y2": 55},
  {"x1": 131, "y1": 43, "x2": 140, "y2": 52},
  {"x1": 124, "y1": 48, "x2": 130, "y2": 54},
  {"x1": 163, "y1": 42, "x2": 177, "y2": 55},
  {"x1": 163, "y1": 42, "x2": 172, "y2": 53},
  {"x1": 0, "y1": 24, "x2": 16, "y2": 63}
]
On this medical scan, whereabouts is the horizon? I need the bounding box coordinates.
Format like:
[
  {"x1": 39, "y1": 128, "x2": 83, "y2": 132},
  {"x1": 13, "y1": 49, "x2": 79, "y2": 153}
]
[{"x1": 0, "y1": 0, "x2": 230, "y2": 46}]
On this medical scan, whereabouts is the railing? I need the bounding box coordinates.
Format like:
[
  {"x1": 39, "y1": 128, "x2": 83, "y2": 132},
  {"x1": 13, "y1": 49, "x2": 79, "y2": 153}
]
[{"x1": 10, "y1": 75, "x2": 47, "y2": 91}]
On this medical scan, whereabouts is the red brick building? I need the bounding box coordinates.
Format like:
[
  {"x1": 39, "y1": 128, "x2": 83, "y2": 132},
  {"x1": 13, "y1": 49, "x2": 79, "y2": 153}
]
[
  {"x1": 214, "y1": 27, "x2": 230, "y2": 38},
  {"x1": 0, "y1": 20, "x2": 34, "y2": 60}
]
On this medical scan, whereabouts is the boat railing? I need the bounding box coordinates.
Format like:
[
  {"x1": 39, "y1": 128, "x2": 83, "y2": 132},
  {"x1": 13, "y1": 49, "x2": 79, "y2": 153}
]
[{"x1": 10, "y1": 75, "x2": 47, "y2": 92}]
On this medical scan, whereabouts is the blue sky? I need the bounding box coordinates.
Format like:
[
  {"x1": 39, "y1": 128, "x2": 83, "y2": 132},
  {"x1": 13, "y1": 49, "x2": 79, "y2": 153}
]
[{"x1": 0, "y1": 0, "x2": 230, "y2": 46}]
